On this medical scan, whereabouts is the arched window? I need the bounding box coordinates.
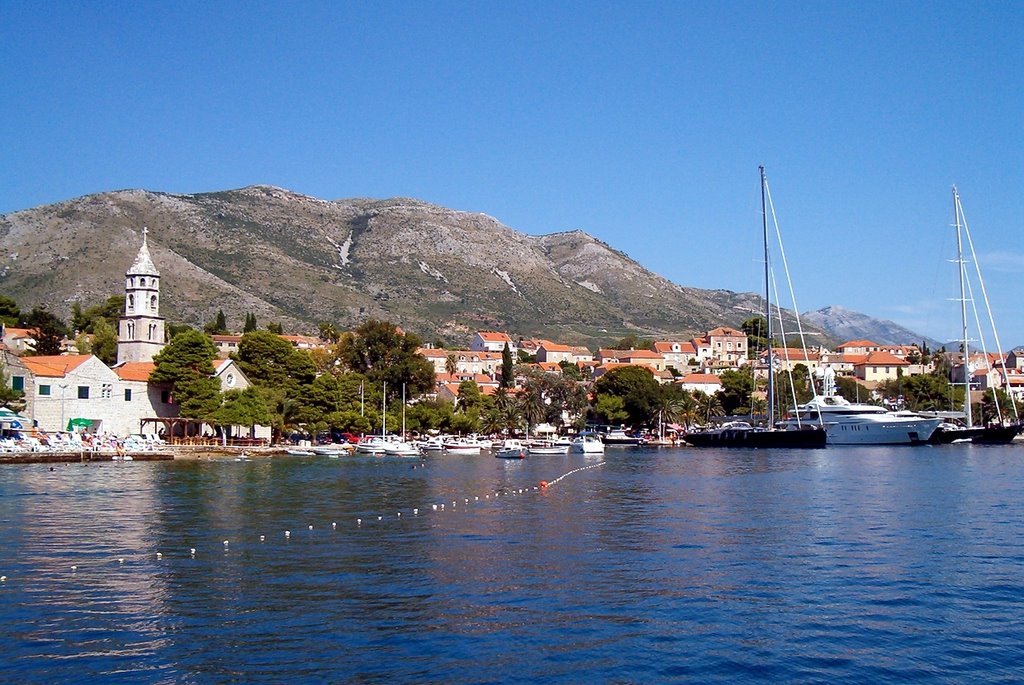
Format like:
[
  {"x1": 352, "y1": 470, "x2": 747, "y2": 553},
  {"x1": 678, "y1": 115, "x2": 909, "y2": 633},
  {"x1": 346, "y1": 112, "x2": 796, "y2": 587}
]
[
  {"x1": 150, "y1": 295, "x2": 158, "y2": 310},
  {"x1": 127, "y1": 322, "x2": 135, "y2": 338},
  {"x1": 140, "y1": 278, "x2": 146, "y2": 287},
  {"x1": 128, "y1": 294, "x2": 135, "y2": 310},
  {"x1": 148, "y1": 323, "x2": 157, "y2": 341}
]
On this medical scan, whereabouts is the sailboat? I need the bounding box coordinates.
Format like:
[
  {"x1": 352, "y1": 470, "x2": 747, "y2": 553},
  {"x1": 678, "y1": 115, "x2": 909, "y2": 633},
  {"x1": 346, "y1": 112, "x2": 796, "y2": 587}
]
[
  {"x1": 382, "y1": 384, "x2": 421, "y2": 457},
  {"x1": 684, "y1": 167, "x2": 826, "y2": 449},
  {"x1": 929, "y1": 187, "x2": 1022, "y2": 445}
]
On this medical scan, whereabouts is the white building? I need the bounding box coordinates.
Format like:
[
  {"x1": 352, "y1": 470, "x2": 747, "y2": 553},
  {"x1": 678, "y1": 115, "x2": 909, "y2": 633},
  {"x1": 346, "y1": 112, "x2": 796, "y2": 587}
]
[{"x1": 117, "y1": 228, "x2": 166, "y2": 364}]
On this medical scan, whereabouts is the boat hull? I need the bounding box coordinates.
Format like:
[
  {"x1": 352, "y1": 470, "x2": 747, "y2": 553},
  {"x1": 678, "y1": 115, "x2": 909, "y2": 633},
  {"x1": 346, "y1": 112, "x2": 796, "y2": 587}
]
[
  {"x1": 934, "y1": 423, "x2": 1023, "y2": 445},
  {"x1": 824, "y1": 418, "x2": 939, "y2": 445},
  {"x1": 684, "y1": 428, "x2": 826, "y2": 449}
]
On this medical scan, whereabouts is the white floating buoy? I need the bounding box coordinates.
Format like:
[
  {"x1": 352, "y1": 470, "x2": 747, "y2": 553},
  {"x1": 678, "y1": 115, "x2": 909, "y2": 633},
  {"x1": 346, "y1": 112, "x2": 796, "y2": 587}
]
[
  {"x1": 332, "y1": 522, "x2": 337, "y2": 529},
  {"x1": 118, "y1": 558, "x2": 124, "y2": 564},
  {"x1": 223, "y1": 540, "x2": 229, "y2": 547},
  {"x1": 71, "y1": 565, "x2": 77, "y2": 571},
  {"x1": 155, "y1": 553, "x2": 162, "y2": 559},
  {"x1": 285, "y1": 530, "x2": 291, "y2": 537},
  {"x1": 474, "y1": 496, "x2": 479, "y2": 501},
  {"x1": 377, "y1": 516, "x2": 382, "y2": 521},
  {"x1": 397, "y1": 512, "x2": 401, "y2": 517},
  {"x1": 413, "y1": 508, "x2": 418, "y2": 515},
  {"x1": 432, "y1": 504, "x2": 437, "y2": 510},
  {"x1": 0, "y1": 576, "x2": 6, "y2": 582},
  {"x1": 259, "y1": 535, "x2": 265, "y2": 542},
  {"x1": 357, "y1": 518, "x2": 362, "y2": 525},
  {"x1": 308, "y1": 525, "x2": 313, "y2": 530},
  {"x1": 465, "y1": 498, "x2": 469, "y2": 503},
  {"x1": 190, "y1": 548, "x2": 196, "y2": 556}
]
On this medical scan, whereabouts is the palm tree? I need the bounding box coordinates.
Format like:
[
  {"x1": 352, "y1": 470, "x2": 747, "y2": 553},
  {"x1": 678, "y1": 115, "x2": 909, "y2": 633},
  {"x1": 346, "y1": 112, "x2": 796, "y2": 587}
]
[
  {"x1": 697, "y1": 392, "x2": 724, "y2": 425},
  {"x1": 445, "y1": 353, "x2": 458, "y2": 377}
]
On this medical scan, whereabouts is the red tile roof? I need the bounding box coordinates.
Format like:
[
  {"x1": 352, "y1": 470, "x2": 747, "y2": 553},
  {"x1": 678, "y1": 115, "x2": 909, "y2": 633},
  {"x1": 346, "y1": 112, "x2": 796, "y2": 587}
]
[
  {"x1": 20, "y1": 355, "x2": 93, "y2": 378},
  {"x1": 115, "y1": 361, "x2": 156, "y2": 382}
]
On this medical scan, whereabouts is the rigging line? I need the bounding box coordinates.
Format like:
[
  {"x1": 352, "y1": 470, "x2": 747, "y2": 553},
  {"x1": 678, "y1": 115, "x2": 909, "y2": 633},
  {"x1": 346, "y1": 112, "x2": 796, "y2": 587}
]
[
  {"x1": 959, "y1": 201, "x2": 1018, "y2": 421},
  {"x1": 763, "y1": 178, "x2": 814, "y2": 426}
]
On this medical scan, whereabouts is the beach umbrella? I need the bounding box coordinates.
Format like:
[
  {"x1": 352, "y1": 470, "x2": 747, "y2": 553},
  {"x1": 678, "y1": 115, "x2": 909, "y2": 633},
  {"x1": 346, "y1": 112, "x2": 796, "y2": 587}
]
[
  {"x1": 66, "y1": 417, "x2": 93, "y2": 431},
  {"x1": 0, "y1": 406, "x2": 28, "y2": 429}
]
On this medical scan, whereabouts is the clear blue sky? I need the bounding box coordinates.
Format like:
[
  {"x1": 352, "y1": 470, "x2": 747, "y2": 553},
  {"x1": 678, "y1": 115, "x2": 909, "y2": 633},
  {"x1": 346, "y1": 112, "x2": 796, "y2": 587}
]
[{"x1": 3, "y1": 2, "x2": 1022, "y2": 346}]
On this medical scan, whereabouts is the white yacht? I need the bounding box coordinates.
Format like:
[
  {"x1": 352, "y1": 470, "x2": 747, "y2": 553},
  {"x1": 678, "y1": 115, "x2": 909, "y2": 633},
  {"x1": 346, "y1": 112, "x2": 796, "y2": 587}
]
[
  {"x1": 571, "y1": 432, "x2": 605, "y2": 454},
  {"x1": 785, "y1": 367, "x2": 940, "y2": 445}
]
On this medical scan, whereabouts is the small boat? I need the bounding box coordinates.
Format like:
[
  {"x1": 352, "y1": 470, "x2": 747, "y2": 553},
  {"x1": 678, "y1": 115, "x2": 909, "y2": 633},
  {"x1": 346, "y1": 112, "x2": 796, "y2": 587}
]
[
  {"x1": 285, "y1": 449, "x2": 316, "y2": 456},
  {"x1": 382, "y1": 441, "x2": 421, "y2": 457},
  {"x1": 355, "y1": 437, "x2": 389, "y2": 455},
  {"x1": 601, "y1": 429, "x2": 645, "y2": 446},
  {"x1": 571, "y1": 432, "x2": 605, "y2": 454},
  {"x1": 494, "y1": 439, "x2": 526, "y2": 459},
  {"x1": 443, "y1": 438, "x2": 485, "y2": 455},
  {"x1": 526, "y1": 440, "x2": 569, "y2": 456},
  {"x1": 312, "y1": 443, "x2": 355, "y2": 457}
]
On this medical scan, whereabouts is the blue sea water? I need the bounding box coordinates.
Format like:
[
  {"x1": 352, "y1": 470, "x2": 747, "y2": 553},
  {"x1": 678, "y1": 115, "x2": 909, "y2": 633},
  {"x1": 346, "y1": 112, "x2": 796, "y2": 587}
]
[{"x1": 1, "y1": 445, "x2": 1023, "y2": 683}]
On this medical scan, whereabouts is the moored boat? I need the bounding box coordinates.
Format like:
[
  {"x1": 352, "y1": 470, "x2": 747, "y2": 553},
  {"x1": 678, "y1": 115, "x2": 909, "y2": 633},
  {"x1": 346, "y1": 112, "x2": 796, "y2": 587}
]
[
  {"x1": 494, "y1": 439, "x2": 527, "y2": 459},
  {"x1": 570, "y1": 432, "x2": 605, "y2": 454}
]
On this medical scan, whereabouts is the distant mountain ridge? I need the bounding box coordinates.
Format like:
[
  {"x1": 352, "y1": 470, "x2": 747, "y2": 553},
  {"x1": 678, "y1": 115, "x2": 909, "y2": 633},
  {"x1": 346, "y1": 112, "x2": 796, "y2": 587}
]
[
  {"x1": 0, "y1": 185, "x2": 928, "y2": 348},
  {"x1": 802, "y1": 305, "x2": 941, "y2": 348}
]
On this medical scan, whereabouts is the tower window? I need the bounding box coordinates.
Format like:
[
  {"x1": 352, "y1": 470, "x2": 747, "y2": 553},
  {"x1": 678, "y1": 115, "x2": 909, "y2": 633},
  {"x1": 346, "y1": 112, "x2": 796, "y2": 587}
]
[{"x1": 150, "y1": 295, "x2": 157, "y2": 310}]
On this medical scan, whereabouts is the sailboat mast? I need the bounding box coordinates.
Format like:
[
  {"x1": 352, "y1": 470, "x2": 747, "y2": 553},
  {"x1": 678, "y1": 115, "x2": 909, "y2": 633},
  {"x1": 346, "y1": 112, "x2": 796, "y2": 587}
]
[
  {"x1": 761, "y1": 166, "x2": 774, "y2": 426},
  {"x1": 954, "y1": 187, "x2": 972, "y2": 428}
]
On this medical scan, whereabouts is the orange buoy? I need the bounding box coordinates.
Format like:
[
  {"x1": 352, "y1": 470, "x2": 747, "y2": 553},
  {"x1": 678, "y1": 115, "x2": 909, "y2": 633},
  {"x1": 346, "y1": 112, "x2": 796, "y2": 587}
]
[{"x1": 539, "y1": 481, "x2": 548, "y2": 489}]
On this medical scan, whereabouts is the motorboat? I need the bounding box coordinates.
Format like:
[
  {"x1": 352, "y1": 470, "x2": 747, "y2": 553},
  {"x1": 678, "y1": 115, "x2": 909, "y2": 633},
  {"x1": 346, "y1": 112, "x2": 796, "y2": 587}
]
[
  {"x1": 526, "y1": 440, "x2": 569, "y2": 456},
  {"x1": 311, "y1": 443, "x2": 355, "y2": 457},
  {"x1": 355, "y1": 437, "x2": 389, "y2": 455},
  {"x1": 443, "y1": 438, "x2": 484, "y2": 455},
  {"x1": 494, "y1": 439, "x2": 527, "y2": 459},
  {"x1": 382, "y1": 440, "x2": 421, "y2": 457},
  {"x1": 571, "y1": 432, "x2": 605, "y2": 454},
  {"x1": 601, "y1": 429, "x2": 645, "y2": 446}
]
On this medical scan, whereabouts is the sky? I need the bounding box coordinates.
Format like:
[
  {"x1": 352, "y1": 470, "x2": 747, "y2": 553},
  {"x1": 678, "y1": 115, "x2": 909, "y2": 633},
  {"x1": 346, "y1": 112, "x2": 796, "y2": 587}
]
[{"x1": 3, "y1": 2, "x2": 1022, "y2": 346}]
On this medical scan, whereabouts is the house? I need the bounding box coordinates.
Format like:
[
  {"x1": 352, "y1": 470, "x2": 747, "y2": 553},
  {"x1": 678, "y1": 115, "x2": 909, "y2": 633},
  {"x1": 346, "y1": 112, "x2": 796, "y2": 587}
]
[
  {"x1": 1, "y1": 326, "x2": 36, "y2": 354},
  {"x1": 536, "y1": 342, "x2": 573, "y2": 364},
  {"x1": 677, "y1": 373, "x2": 723, "y2": 394},
  {"x1": 759, "y1": 347, "x2": 821, "y2": 373},
  {"x1": 852, "y1": 351, "x2": 910, "y2": 383},
  {"x1": 471, "y1": 331, "x2": 516, "y2": 354},
  {"x1": 705, "y1": 327, "x2": 748, "y2": 365},
  {"x1": 654, "y1": 341, "x2": 698, "y2": 371},
  {"x1": 568, "y1": 346, "x2": 594, "y2": 363},
  {"x1": 3, "y1": 352, "x2": 173, "y2": 435},
  {"x1": 597, "y1": 349, "x2": 666, "y2": 372}
]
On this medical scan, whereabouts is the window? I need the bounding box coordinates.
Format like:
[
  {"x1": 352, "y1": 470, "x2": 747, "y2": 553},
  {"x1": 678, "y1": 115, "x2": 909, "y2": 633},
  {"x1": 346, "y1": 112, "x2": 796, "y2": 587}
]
[
  {"x1": 12, "y1": 376, "x2": 24, "y2": 391},
  {"x1": 124, "y1": 388, "x2": 132, "y2": 401},
  {"x1": 101, "y1": 384, "x2": 112, "y2": 399},
  {"x1": 39, "y1": 384, "x2": 51, "y2": 396},
  {"x1": 161, "y1": 390, "x2": 172, "y2": 404},
  {"x1": 78, "y1": 386, "x2": 90, "y2": 399}
]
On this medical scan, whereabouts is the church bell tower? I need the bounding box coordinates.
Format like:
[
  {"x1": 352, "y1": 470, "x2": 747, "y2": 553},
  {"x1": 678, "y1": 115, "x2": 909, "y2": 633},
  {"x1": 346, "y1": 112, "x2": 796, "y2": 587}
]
[{"x1": 116, "y1": 228, "x2": 166, "y2": 364}]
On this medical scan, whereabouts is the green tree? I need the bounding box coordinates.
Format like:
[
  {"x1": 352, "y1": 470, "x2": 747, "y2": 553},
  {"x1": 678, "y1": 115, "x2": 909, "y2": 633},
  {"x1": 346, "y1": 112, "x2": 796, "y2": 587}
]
[
  {"x1": 204, "y1": 310, "x2": 229, "y2": 335},
  {"x1": 0, "y1": 295, "x2": 20, "y2": 327},
  {"x1": 151, "y1": 329, "x2": 221, "y2": 419},
  {"x1": 71, "y1": 295, "x2": 124, "y2": 333},
  {"x1": 22, "y1": 305, "x2": 68, "y2": 356},
  {"x1": 500, "y1": 343, "x2": 514, "y2": 388},
  {"x1": 317, "y1": 321, "x2": 339, "y2": 342},
  {"x1": 267, "y1": 322, "x2": 284, "y2": 335},
  {"x1": 90, "y1": 317, "x2": 119, "y2": 366},
  {"x1": 592, "y1": 365, "x2": 661, "y2": 430},
  {"x1": 445, "y1": 353, "x2": 458, "y2": 376},
  {"x1": 741, "y1": 316, "x2": 769, "y2": 357},
  {"x1": 336, "y1": 319, "x2": 436, "y2": 401},
  {"x1": 717, "y1": 368, "x2": 755, "y2": 415},
  {"x1": 558, "y1": 360, "x2": 583, "y2": 381},
  {"x1": 593, "y1": 394, "x2": 629, "y2": 425},
  {"x1": 244, "y1": 312, "x2": 259, "y2": 333},
  {"x1": 211, "y1": 388, "x2": 271, "y2": 440},
  {"x1": 696, "y1": 391, "x2": 725, "y2": 423},
  {"x1": 613, "y1": 333, "x2": 654, "y2": 351}
]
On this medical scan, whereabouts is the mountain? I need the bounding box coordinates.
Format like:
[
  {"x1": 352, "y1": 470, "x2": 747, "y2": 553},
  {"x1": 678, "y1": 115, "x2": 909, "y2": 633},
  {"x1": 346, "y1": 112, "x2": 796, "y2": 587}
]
[
  {"x1": 802, "y1": 305, "x2": 940, "y2": 347},
  {"x1": 1, "y1": 185, "x2": 916, "y2": 349}
]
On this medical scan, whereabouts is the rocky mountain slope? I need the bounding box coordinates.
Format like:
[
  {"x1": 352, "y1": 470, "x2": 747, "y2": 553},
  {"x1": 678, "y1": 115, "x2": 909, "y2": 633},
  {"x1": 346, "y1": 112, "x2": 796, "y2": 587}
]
[
  {"x1": 0, "y1": 185, "x2": 904, "y2": 348},
  {"x1": 802, "y1": 305, "x2": 940, "y2": 347}
]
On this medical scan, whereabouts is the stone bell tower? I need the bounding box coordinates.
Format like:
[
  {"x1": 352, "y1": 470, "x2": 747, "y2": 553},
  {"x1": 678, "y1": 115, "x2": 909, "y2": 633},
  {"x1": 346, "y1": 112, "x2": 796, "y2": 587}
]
[{"x1": 116, "y1": 227, "x2": 166, "y2": 364}]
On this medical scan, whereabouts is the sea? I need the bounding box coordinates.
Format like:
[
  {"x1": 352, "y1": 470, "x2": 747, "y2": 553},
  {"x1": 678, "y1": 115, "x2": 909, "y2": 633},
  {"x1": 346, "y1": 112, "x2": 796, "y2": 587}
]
[{"x1": 1, "y1": 444, "x2": 1023, "y2": 683}]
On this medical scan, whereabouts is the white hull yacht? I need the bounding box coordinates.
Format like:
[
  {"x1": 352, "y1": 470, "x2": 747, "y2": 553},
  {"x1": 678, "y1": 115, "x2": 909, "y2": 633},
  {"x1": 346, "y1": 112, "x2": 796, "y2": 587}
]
[{"x1": 785, "y1": 367, "x2": 939, "y2": 445}]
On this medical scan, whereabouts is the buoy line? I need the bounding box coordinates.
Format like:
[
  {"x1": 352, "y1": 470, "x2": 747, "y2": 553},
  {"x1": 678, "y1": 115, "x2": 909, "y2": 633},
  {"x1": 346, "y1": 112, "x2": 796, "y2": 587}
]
[{"x1": 0, "y1": 460, "x2": 607, "y2": 583}]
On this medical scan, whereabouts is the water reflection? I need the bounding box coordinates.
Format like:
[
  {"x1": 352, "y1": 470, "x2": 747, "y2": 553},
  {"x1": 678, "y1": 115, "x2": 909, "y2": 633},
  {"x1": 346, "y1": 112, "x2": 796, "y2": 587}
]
[{"x1": 2, "y1": 446, "x2": 1024, "y2": 682}]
